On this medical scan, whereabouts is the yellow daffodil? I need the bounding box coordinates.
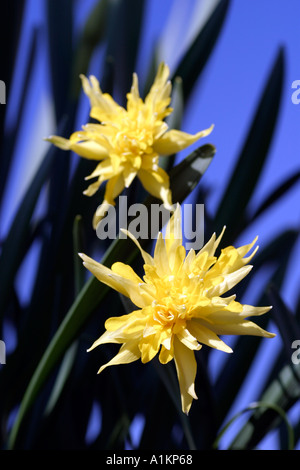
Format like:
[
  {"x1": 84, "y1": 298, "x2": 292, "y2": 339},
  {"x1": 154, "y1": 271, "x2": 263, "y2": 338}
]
[
  {"x1": 79, "y1": 205, "x2": 275, "y2": 414},
  {"x1": 46, "y1": 63, "x2": 213, "y2": 229}
]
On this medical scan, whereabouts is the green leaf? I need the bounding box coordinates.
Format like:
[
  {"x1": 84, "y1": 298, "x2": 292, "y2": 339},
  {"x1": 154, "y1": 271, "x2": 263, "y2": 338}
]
[
  {"x1": 169, "y1": 144, "x2": 216, "y2": 202},
  {"x1": 213, "y1": 401, "x2": 294, "y2": 450},
  {"x1": 228, "y1": 363, "x2": 300, "y2": 449},
  {"x1": 103, "y1": 0, "x2": 146, "y2": 101},
  {"x1": 214, "y1": 228, "x2": 298, "y2": 426},
  {"x1": 151, "y1": 360, "x2": 197, "y2": 450},
  {"x1": 72, "y1": 215, "x2": 86, "y2": 295},
  {"x1": 214, "y1": 48, "x2": 284, "y2": 244},
  {"x1": 159, "y1": 76, "x2": 184, "y2": 173},
  {"x1": 143, "y1": 0, "x2": 230, "y2": 104},
  {"x1": 70, "y1": 0, "x2": 111, "y2": 99},
  {"x1": 250, "y1": 170, "x2": 300, "y2": 220},
  {"x1": 7, "y1": 143, "x2": 215, "y2": 449},
  {"x1": 0, "y1": 119, "x2": 69, "y2": 328},
  {"x1": 0, "y1": 0, "x2": 25, "y2": 202},
  {"x1": 172, "y1": 0, "x2": 230, "y2": 103},
  {"x1": 46, "y1": 0, "x2": 73, "y2": 120},
  {"x1": 43, "y1": 215, "x2": 86, "y2": 417},
  {"x1": 267, "y1": 284, "x2": 300, "y2": 362}
]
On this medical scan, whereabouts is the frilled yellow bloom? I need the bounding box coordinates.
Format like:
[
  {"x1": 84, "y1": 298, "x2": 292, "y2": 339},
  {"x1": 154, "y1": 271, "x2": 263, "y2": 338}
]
[
  {"x1": 46, "y1": 63, "x2": 213, "y2": 229},
  {"x1": 79, "y1": 205, "x2": 275, "y2": 414}
]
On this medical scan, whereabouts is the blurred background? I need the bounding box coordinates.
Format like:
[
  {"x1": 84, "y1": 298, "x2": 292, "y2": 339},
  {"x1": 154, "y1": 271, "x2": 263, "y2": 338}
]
[{"x1": 0, "y1": 0, "x2": 299, "y2": 450}]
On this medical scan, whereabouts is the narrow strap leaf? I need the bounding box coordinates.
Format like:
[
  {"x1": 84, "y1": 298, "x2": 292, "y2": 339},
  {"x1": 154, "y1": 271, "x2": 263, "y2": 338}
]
[{"x1": 213, "y1": 401, "x2": 294, "y2": 450}]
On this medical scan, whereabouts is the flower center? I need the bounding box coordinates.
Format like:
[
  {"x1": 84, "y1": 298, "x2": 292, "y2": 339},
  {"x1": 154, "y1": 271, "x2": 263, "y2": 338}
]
[
  {"x1": 152, "y1": 300, "x2": 187, "y2": 328},
  {"x1": 115, "y1": 114, "x2": 154, "y2": 160}
]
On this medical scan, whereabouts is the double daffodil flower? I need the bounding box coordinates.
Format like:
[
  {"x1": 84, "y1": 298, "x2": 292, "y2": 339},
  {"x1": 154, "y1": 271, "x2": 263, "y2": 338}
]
[
  {"x1": 80, "y1": 205, "x2": 275, "y2": 414},
  {"x1": 46, "y1": 63, "x2": 213, "y2": 229}
]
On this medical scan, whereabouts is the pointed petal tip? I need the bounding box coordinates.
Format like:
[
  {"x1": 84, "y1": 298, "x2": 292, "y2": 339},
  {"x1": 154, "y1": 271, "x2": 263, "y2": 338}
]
[{"x1": 78, "y1": 253, "x2": 88, "y2": 262}]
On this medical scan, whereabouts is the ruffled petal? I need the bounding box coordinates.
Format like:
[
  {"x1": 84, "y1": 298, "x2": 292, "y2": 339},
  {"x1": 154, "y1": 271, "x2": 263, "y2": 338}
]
[
  {"x1": 153, "y1": 125, "x2": 214, "y2": 156},
  {"x1": 153, "y1": 232, "x2": 171, "y2": 276},
  {"x1": 207, "y1": 265, "x2": 253, "y2": 297},
  {"x1": 97, "y1": 340, "x2": 141, "y2": 374},
  {"x1": 173, "y1": 336, "x2": 198, "y2": 415},
  {"x1": 45, "y1": 135, "x2": 108, "y2": 160},
  {"x1": 138, "y1": 167, "x2": 173, "y2": 209},
  {"x1": 120, "y1": 229, "x2": 154, "y2": 266},
  {"x1": 92, "y1": 174, "x2": 125, "y2": 229},
  {"x1": 80, "y1": 74, "x2": 123, "y2": 121},
  {"x1": 79, "y1": 253, "x2": 150, "y2": 308},
  {"x1": 165, "y1": 204, "x2": 183, "y2": 269},
  {"x1": 145, "y1": 62, "x2": 172, "y2": 119},
  {"x1": 188, "y1": 320, "x2": 233, "y2": 353},
  {"x1": 195, "y1": 316, "x2": 275, "y2": 338}
]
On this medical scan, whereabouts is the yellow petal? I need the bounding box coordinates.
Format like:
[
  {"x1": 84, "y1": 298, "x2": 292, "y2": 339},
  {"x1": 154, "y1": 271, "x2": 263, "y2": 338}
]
[
  {"x1": 112, "y1": 262, "x2": 155, "y2": 305},
  {"x1": 104, "y1": 310, "x2": 144, "y2": 331},
  {"x1": 188, "y1": 320, "x2": 233, "y2": 353},
  {"x1": 153, "y1": 125, "x2": 214, "y2": 156},
  {"x1": 120, "y1": 229, "x2": 154, "y2": 267},
  {"x1": 145, "y1": 62, "x2": 172, "y2": 118},
  {"x1": 92, "y1": 200, "x2": 113, "y2": 229},
  {"x1": 177, "y1": 328, "x2": 201, "y2": 351},
  {"x1": 197, "y1": 316, "x2": 275, "y2": 338},
  {"x1": 139, "y1": 331, "x2": 161, "y2": 363},
  {"x1": 85, "y1": 159, "x2": 116, "y2": 180},
  {"x1": 87, "y1": 314, "x2": 146, "y2": 351},
  {"x1": 171, "y1": 245, "x2": 186, "y2": 275},
  {"x1": 87, "y1": 328, "x2": 124, "y2": 350},
  {"x1": 103, "y1": 173, "x2": 125, "y2": 204},
  {"x1": 83, "y1": 180, "x2": 102, "y2": 197},
  {"x1": 153, "y1": 232, "x2": 171, "y2": 276},
  {"x1": 197, "y1": 226, "x2": 226, "y2": 258},
  {"x1": 127, "y1": 73, "x2": 142, "y2": 112},
  {"x1": 92, "y1": 174, "x2": 125, "y2": 229},
  {"x1": 79, "y1": 253, "x2": 149, "y2": 308},
  {"x1": 207, "y1": 265, "x2": 253, "y2": 297},
  {"x1": 241, "y1": 304, "x2": 272, "y2": 318},
  {"x1": 97, "y1": 340, "x2": 141, "y2": 374},
  {"x1": 138, "y1": 167, "x2": 173, "y2": 209},
  {"x1": 237, "y1": 236, "x2": 258, "y2": 258},
  {"x1": 80, "y1": 74, "x2": 122, "y2": 121},
  {"x1": 45, "y1": 135, "x2": 108, "y2": 160},
  {"x1": 173, "y1": 336, "x2": 198, "y2": 415},
  {"x1": 159, "y1": 344, "x2": 174, "y2": 364},
  {"x1": 123, "y1": 164, "x2": 137, "y2": 188},
  {"x1": 111, "y1": 262, "x2": 143, "y2": 284},
  {"x1": 165, "y1": 204, "x2": 183, "y2": 269}
]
